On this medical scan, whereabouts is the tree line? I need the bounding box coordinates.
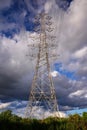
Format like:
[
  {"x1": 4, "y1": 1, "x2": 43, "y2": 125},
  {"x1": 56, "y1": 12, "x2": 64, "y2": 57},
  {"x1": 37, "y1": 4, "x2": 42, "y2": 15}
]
[{"x1": 0, "y1": 110, "x2": 87, "y2": 130}]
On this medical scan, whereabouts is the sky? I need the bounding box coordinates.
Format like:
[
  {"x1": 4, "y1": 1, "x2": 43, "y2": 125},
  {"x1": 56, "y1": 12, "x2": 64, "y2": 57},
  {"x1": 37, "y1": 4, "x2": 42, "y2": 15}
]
[{"x1": 0, "y1": 0, "x2": 87, "y2": 117}]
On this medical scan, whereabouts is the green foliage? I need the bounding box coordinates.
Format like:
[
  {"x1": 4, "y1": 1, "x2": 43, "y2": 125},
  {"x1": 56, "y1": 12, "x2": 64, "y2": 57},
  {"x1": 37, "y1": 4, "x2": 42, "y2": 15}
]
[
  {"x1": 83, "y1": 112, "x2": 87, "y2": 120},
  {"x1": 0, "y1": 110, "x2": 87, "y2": 130}
]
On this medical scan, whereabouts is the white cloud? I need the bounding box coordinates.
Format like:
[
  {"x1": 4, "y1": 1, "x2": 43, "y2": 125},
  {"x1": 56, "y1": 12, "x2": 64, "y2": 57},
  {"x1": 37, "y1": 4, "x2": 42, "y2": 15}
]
[
  {"x1": 24, "y1": 0, "x2": 46, "y2": 14},
  {"x1": 44, "y1": 0, "x2": 53, "y2": 13},
  {"x1": 0, "y1": 100, "x2": 66, "y2": 118},
  {"x1": 51, "y1": 71, "x2": 58, "y2": 77},
  {"x1": 53, "y1": 0, "x2": 87, "y2": 59},
  {"x1": 25, "y1": 105, "x2": 66, "y2": 119},
  {"x1": 0, "y1": 102, "x2": 11, "y2": 109},
  {"x1": 73, "y1": 47, "x2": 87, "y2": 59},
  {"x1": 69, "y1": 90, "x2": 85, "y2": 98}
]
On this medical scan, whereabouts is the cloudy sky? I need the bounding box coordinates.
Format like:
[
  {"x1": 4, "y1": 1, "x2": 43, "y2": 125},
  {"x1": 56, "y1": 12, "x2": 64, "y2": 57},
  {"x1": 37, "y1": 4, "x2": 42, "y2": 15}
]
[{"x1": 0, "y1": 0, "x2": 87, "y2": 117}]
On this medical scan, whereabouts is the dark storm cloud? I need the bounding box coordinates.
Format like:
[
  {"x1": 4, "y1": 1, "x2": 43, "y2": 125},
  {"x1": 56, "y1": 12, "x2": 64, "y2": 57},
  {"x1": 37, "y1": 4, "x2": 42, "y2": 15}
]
[
  {"x1": 54, "y1": 75, "x2": 87, "y2": 110},
  {"x1": 0, "y1": 36, "x2": 33, "y2": 99}
]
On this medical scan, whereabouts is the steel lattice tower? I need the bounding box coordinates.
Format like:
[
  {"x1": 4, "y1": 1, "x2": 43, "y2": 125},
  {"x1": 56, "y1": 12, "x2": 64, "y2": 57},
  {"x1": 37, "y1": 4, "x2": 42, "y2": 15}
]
[{"x1": 26, "y1": 13, "x2": 60, "y2": 118}]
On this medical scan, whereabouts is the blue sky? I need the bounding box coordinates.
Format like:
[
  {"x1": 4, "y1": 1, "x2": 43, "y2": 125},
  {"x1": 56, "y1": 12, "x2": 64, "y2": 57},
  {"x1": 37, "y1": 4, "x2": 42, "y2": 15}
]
[
  {"x1": 54, "y1": 62, "x2": 76, "y2": 80},
  {"x1": 0, "y1": 0, "x2": 87, "y2": 117}
]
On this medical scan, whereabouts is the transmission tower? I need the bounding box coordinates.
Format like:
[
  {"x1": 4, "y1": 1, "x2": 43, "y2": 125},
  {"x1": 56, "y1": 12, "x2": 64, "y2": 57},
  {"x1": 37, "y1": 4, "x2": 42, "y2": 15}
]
[{"x1": 26, "y1": 12, "x2": 60, "y2": 118}]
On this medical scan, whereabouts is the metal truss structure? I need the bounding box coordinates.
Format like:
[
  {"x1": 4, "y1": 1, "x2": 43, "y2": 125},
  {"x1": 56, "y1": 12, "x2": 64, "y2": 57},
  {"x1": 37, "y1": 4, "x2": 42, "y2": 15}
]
[{"x1": 26, "y1": 12, "x2": 60, "y2": 118}]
